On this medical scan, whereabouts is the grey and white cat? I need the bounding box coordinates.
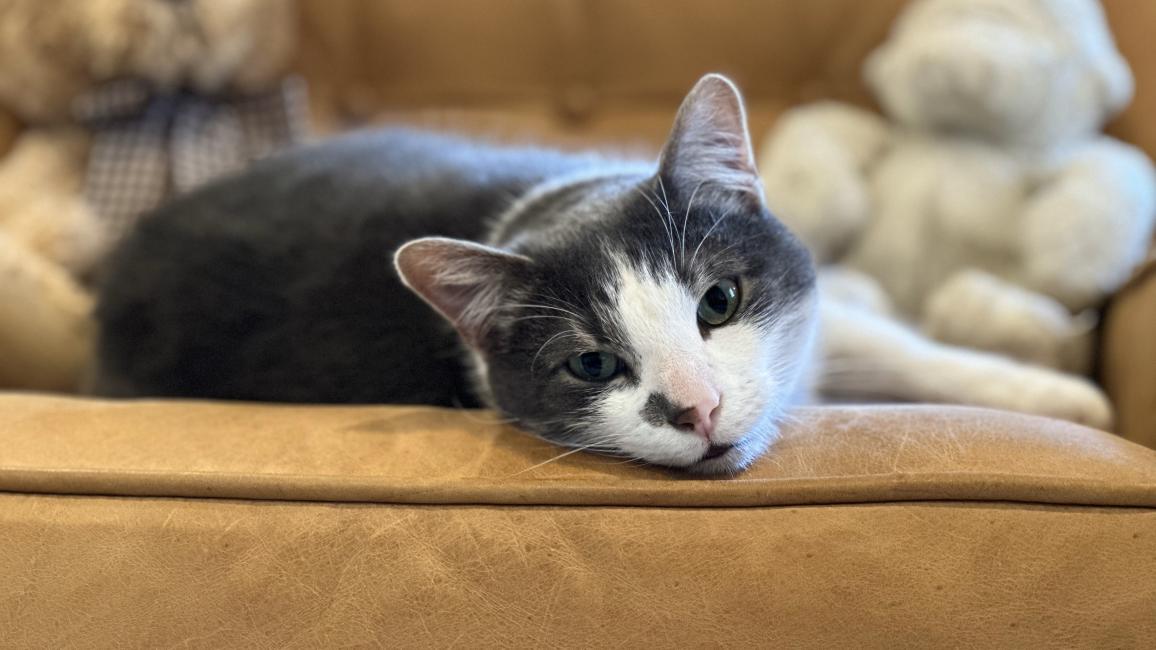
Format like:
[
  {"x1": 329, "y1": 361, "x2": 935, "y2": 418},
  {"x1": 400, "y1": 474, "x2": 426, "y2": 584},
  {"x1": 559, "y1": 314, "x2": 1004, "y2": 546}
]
[{"x1": 93, "y1": 74, "x2": 1110, "y2": 474}]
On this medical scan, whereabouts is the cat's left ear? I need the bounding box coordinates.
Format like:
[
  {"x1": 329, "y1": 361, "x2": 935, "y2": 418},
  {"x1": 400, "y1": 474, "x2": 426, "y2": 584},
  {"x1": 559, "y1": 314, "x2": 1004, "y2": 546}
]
[
  {"x1": 394, "y1": 237, "x2": 530, "y2": 349},
  {"x1": 658, "y1": 73, "x2": 763, "y2": 202}
]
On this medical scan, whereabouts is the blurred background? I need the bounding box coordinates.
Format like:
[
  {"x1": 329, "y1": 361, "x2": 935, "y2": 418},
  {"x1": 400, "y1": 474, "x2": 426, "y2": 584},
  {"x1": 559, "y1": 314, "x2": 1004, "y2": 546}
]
[
  {"x1": 292, "y1": 1, "x2": 1156, "y2": 152},
  {"x1": 0, "y1": 0, "x2": 1153, "y2": 445}
]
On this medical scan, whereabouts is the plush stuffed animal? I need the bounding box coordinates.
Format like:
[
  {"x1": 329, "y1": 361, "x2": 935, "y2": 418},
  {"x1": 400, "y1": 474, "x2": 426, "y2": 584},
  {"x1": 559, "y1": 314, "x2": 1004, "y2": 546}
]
[
  {"x1": 760, "y1": 0, "x2": 1155, "y2": 386},
  {"x1": 0, "y1": 0, "x2": 307, "y2": 391}
]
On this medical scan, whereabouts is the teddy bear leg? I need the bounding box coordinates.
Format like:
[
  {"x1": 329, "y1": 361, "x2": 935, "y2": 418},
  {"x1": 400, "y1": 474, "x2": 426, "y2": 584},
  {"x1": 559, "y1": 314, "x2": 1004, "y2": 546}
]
[
  {"x1": 922, "y1": 269, "x2": 1095, "y2": 374},
  {"x1": 820, "y1": 297, "x2": 1113, "y2": 429},
  {"x1": 0, "y1": 233, "x2": 94, "y2": 391}
]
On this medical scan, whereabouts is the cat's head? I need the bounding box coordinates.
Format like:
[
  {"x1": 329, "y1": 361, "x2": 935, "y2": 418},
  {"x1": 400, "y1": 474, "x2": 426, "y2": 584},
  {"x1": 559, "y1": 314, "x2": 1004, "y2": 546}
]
[{"x1": 396, "y1": 74, "x2": 818, "y2": 474}]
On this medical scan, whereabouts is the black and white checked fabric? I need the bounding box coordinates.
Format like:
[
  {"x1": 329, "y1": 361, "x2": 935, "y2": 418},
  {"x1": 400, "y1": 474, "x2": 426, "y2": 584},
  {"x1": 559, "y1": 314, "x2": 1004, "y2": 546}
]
[{"x1": 75, "y1": 77, "x2": 309, "y2": 243}]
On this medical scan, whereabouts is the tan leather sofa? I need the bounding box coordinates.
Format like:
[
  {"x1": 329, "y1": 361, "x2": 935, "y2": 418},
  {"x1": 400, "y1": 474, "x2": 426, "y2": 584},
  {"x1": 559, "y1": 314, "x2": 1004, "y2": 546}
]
[
  {"x1": 4, "y1": 396, "x2": 1155, "y2": 647},
  {"x1": 3, "y1": 1, "x2": 1155, "y2": 646}
]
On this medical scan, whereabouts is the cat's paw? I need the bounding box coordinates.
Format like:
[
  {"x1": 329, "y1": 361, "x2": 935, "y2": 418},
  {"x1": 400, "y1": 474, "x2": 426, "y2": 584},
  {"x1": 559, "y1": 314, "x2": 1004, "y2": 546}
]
[
  {"x1": 923, "y1": 269, "x2": 1092, "y2": 373},
  {"x1": 993, "y1": 369, "x2": 1113, "y2": 430}
]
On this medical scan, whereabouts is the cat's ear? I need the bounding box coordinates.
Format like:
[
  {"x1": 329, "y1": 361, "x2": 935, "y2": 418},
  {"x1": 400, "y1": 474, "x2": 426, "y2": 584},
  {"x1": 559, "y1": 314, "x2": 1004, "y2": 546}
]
[
  {"x1": 658, "y1": 73, "x2": 763, "y2": 201},
  {"x1": 394, "y1": 237, "x2": 530, "y2": 348}
]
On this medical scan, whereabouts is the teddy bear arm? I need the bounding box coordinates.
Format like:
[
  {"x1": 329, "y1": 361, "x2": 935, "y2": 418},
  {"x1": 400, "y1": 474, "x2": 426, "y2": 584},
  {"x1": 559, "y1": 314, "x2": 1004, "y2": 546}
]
[
  {"x1": 1020, "y1": 138, "x2": 1156, "y2": 312},
  {"x1": 0, "y1": 233, "x2": 94, "y2": 391},
  {"x1": 758, "y1": 102, "x2": 892, "y2": 263},
  {"x1": 0, "y1": 129, "x2": 106, "y2": 277}
]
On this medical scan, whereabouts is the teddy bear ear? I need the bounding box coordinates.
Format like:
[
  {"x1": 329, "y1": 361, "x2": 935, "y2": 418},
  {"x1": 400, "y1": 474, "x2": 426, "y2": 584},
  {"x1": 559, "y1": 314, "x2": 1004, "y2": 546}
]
[{"x1": 658, "y1": 74, "x2": 763, "y2": 201}]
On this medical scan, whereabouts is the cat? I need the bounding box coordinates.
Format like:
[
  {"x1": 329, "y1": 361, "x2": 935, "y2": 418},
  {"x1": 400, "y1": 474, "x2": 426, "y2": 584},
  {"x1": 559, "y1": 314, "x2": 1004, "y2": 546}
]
[{"x1": 92, "y1": 74, "x2": 1112, "y2": 475}]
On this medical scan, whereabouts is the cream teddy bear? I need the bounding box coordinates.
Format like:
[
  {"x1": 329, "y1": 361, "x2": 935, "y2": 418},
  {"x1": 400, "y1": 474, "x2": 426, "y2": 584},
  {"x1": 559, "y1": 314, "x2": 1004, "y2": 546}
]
[
  {"x1": 760, "y1": 0, "x2": 1156, "y2": 384},
  {"x1": 0, "y1": 0, "x2": 305, "y2": 391}
]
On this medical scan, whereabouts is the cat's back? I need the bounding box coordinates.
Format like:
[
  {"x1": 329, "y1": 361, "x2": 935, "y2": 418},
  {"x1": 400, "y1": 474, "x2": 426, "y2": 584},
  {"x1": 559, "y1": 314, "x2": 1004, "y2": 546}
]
[
  {"x1": 140, "y1": 128, "x2": 591, "y2": 241},
  {"x1": 94, "y1": 129, "x2": 597, "y2": 404}
]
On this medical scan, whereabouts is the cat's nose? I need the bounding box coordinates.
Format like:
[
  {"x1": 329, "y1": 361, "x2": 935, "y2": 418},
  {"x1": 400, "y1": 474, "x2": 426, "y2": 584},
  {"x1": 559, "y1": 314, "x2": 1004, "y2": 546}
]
[{"x1": 672, "y1": 395, "x2": 722, "y2": 441}]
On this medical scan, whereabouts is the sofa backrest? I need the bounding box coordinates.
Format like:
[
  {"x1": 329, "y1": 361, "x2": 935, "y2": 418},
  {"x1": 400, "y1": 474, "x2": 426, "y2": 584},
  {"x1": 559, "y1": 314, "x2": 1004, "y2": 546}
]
[{"x1": 295, "y1": 0, "x2": 1156, "y2": 157}]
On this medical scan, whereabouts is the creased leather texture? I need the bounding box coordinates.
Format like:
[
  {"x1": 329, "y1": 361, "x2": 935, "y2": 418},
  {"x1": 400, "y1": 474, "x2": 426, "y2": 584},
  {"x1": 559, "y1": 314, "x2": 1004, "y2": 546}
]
[
  {"x1": 2, "y1": 395, "x2": 1155, "y2": 508},
  {"x1": 2, "y1": 496, "x2": 1153, "y2": 649}
]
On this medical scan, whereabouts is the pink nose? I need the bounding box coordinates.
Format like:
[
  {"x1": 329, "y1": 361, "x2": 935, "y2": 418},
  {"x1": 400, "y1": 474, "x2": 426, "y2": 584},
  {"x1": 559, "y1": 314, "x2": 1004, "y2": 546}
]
[{"x1": 673, "y1": 396, "x2": 722, "y2": 441}]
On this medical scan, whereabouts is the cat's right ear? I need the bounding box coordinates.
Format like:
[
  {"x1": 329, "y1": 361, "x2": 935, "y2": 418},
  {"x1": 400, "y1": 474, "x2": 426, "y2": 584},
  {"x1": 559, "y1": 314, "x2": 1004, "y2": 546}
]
[
  {"x1": 658, "y1": 73, "x2": 763, "y2": 202},
  {"x1": 394, "y1": 237, "x2": 530, "y2": 348}
]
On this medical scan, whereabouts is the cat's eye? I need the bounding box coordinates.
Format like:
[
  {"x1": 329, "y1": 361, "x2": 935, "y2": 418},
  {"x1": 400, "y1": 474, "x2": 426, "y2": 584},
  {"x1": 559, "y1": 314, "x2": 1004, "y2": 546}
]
[
  {"x1": 566, "y1": 351, "x2": 623, "y2": 382},
  {"x1": 697, "y1": 278, "x2": 740, "y2": 326}
]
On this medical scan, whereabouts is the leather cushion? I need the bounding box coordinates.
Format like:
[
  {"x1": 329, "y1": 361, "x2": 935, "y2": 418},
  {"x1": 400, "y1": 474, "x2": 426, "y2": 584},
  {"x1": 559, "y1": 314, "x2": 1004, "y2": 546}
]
[{"x1": 1, "y1": 395, "x2": 1154, "y2": 507}]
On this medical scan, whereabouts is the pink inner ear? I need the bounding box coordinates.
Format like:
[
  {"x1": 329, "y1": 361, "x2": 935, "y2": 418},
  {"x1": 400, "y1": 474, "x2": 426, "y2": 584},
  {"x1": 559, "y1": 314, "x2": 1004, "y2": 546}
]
[
  {"x1": 659, "y1": 74, "x2": 761, "y2": 196},
  {"x1": 394, "y1": 237, "x2": 528, "y2": 347}
]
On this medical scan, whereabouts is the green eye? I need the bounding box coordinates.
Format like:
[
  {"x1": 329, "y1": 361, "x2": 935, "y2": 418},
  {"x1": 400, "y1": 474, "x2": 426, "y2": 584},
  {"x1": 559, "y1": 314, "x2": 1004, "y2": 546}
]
[
  {"x1": 566, "y1": 351, "x2": 622, "y2": 382},
  {"x1": 697, "y1": 278, "x2": 740, "y2": 326}
]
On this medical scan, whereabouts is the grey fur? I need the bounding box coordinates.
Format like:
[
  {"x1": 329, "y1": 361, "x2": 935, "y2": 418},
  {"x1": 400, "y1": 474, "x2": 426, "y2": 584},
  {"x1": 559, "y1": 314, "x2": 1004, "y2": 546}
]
[{"x1": 642, "y1": 392, "x2": 680, "y2": 428}]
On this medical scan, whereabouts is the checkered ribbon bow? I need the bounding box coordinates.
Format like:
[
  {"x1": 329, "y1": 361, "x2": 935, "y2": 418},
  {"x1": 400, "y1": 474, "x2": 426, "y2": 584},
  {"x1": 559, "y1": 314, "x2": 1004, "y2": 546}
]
[{"x1": 75, "y1": 77, "x2": 308, "y2": 243}]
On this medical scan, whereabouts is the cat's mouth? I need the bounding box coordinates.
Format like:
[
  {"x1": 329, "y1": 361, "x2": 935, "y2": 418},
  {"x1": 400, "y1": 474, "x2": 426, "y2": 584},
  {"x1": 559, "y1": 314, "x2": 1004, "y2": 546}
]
[
  {"x1": 701, "y1": 443, "x2": 734, "y2": 460},
  {"x1": 685, "y1": 441, "x2": 744, "y2": 475}
]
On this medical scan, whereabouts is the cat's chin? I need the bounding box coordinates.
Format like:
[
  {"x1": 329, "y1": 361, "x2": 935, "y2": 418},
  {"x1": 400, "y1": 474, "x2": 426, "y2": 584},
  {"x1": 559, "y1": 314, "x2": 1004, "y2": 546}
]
[
  {"x1": 681, "y1": 429, "x2": 778, "y2": 476},
  {"x1": 684, "y1": 447, "x2": 748, "y2": 475}
]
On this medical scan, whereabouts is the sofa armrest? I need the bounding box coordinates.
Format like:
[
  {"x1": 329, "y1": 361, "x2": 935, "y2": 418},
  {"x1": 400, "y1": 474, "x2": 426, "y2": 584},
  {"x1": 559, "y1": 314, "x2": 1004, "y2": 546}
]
[
  {"x1": 2, "y1": 396, "x2": 1153, "y2": 647},
  {"x1": 1101, "y1": 253, "x2": 1156, "y2": 448}
]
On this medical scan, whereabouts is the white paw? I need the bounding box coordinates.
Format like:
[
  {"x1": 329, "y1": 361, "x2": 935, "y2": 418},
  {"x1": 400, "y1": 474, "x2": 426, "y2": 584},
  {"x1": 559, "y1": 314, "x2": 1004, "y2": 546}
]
[
  {"x1": 988, "y1": 368, "x2": 1113, "y2": 430},
  {"x1": 923, "y1": 269, "x2": 1091, "y2": 373}
]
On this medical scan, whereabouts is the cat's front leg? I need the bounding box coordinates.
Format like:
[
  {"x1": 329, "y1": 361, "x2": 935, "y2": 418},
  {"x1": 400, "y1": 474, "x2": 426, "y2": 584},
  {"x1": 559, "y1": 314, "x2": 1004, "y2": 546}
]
[
  {"x1": 921, "y1": 269, "x2": 1096, "y2": 374},
  {"x1": 819, "y1": 297, "x2": 1112, "y2": 430}
]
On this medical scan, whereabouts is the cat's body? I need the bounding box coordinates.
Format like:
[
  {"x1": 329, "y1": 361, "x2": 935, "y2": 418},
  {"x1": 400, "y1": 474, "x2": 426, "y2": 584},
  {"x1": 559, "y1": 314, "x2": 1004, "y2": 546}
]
[
  {"x1": 95, "y1": 129, "x2": 593, "y2": 405},
  {"x1": 94, "y1": 75, "x2": 1113, "y2": 475}
]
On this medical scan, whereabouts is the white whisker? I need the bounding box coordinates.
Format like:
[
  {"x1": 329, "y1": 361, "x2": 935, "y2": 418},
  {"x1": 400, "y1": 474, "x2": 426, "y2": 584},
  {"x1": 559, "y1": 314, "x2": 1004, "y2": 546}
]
[
  {"x1": 503, "y1": 442, "x2": 607, "y2": 477},
  {"x1": 506, "y1": 314, "x2": 582, "y2": 327},
  {"x1": 656, "y1": 178, "x2": 681, "y2": 265},
  {"x1": 501, "y1": 303, "x2": 585, "y2": 321},
  {"x1": 531, "y1": 329, "x2": 580, "y2": 372},
  {"x1": 680, "y1": 180, "x2": 706, "y2": 266},
  {"x1": 698, "y1": 241, "x2": 742, "y2": 271},
  {"x1": 690, "y1": 208, "x2": 735, "y2": 268},
  {"x1": 635, "y1": 185, "x2": 678, "y2": 263}
]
